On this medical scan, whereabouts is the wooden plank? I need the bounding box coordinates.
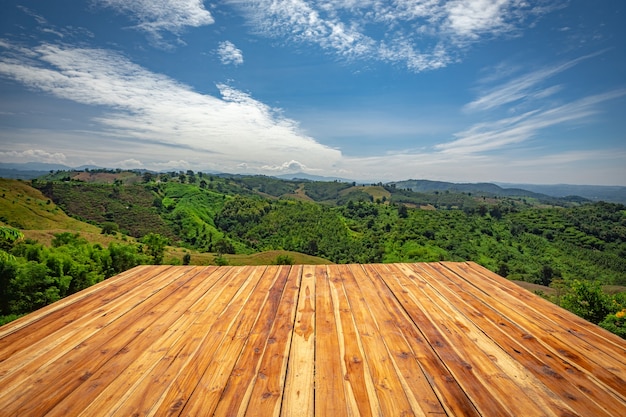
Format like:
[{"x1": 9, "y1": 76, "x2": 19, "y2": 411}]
[
  {"x1": 81, "y1": 265, "x2": 251, "y2": 417},
  {"x1": 0, "y1": 265, "x2": 153, "y2": 339},
  {"x1": 377, "y1": 263, "x2": 516, "y2": 416},
  {"x1": 181, "y1": 265, "x2": 288, "y2": 416},
  {"x1": 0, "y1": 265, "x2": 162, "y2": 362},
  {"x1": 351, "y1": 264, "x2": 449, "y2": 416},
  {"x1": 313, "y1": 265, "x2": 349, "y2": 417},
  {"x1": 0, "y1": 266, "x2": 173, "y2": 384},
  {"x1": 0, "y1": 266, "x2": 205, "y2": 416},
  {"x1": 281, "y1": 264, "x2": 315, "y2": 417},
  {"x1": 243, "y1": 265, "x2": 302, "y2": 417},
  {"x1": 336, "y1": 264, "x2": 415, "y2": 416},
  {"x1": 212, "y1": 266, "x2": 293, "y2": 417},
  {"x1": 418, "y1": 262, "x2": 619, "y2": 416},
  {"x1": 460, "y1": 262, "x2": 626, "y2": 360},
  {"x1": 441, "y1": 262, "x2": 626, "y2": 404},
  {"x1": 45, "y1": 266, "x2": 226, "y2": 417},
  {"x1": 327, "y1": 264, "x2": 378, "y2": 417},
  {"x1": 394, "y1": 263, "x2": 573, "y2": 416},
  {"x1": 1, "y1": 262, "x2": 624, "y2": 417},
  {"x1": 365, "y1": 264, "x2": 481, "y2": 417},
  {"x1": 0, "y1": 266, "x2": 185, "y2": 403},
  {"x1": 151, "y1": 265, "x2": 266, "y2": 416}
]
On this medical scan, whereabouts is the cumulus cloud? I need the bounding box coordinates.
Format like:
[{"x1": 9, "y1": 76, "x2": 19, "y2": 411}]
[
  {"x1": 217, "y1": 41, "x2": 244, "y2": 66},
  {"x1": 261, "y1": 160, "x2": 307, "y2": 172},
  {"x1": 94, "y1": 0, "x2": 214, "y2": 44},
  {"x1": 445, "y1": 0, "x2": 511, "y2": 40},
  {"x1": 115, "y1": 158, "x2": 143, "y2": 168},
  {"x1": 225, "y1": 0, "x2": 562, "y2": 71},
  {"x1": 0, "y1": 41, "x2": 341, "y2": 173}
]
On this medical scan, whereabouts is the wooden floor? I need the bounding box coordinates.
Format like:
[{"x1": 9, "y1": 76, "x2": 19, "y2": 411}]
[{"x1": 1, "y1": 262, "x2": 625, "y2": 416}]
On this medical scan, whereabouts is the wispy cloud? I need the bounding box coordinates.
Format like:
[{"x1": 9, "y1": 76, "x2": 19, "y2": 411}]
[
  {"x1": 217, "y1": 41, "x2": 244, "y2": 66},
  {"x1": 93, "y1": 0, "x2": 214, "y2": 44},
  {"x1": 342, "y1": 146, "x2": 626, "y2": 185},
  {"x1": 225, "y1": 0, "x2": 561, "y2": 71},
  {"x1": 437, "y1": 89, "x2": 626, "y2": 154},
  {"x1": 466, "y1": 51, "x2": 604, "y2": 112},
  {"x1": 0, "y1": 40, "x2": 341, "y2": 173},
  {"x1": 16, "y1": 5, "x2": 94, "y2": 40}
]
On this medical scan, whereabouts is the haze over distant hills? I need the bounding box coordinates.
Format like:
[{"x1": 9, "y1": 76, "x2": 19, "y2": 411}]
[
  {"x1": 495, "y1": 183, "x2": 626, "y2": 205},
  {"x1": 1, "y1": 163, "x2": 625, "y2": 204}
]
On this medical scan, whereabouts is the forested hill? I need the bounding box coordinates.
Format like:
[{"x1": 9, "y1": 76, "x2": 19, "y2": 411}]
[
  {"x1": 14, "y1": 169, "x2": 624, "y2": 287},
  {"x1": 391, "y1": 179, "x2": 602, "y2": 203},
  {"x1": 3, "y1": 163, "x2": 626, "y2": 203}
]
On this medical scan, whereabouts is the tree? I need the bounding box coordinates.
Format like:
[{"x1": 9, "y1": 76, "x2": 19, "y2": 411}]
[
  {"x1": 142, "y1": 233, "x2": 168, "y2": 265},
  {"x1": 108, "y1": 243, "x2": 142, "y2": 274},
  {"x1": 0, "y1": 253, "x2": 19, "y2": 315},
  {"x1": 398, "y1": 204, "x2": 408, "y2": 219},
  {"x1": 101, "y1": 222, "x2": 119, "y2": 235},
  {"x1": 214, "y1": 239, "x2": 235, "y2": 255},
  {"x1": 497, "y1": 262, "x2": 509, "y2": 277},
  {"x1": 540, "y1": 265, "x2": 554, "y2": 286}
]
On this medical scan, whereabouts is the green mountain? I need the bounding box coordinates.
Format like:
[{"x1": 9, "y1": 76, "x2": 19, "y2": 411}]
[{"x1": 20, "y1": 169, "x2": 625, "y2": 286}]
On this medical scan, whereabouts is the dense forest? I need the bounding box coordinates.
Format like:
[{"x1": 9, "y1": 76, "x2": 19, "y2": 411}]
[{"x1": 1, "y1": 170, "x2": 625, "y2": 337}]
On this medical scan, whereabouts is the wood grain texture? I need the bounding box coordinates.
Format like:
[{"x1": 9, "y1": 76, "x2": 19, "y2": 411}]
[{"x1": 1, "y1": 262, "x2": 624, "y2": 416}]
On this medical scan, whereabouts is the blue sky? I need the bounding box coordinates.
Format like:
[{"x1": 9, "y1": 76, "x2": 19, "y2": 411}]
[{"x1": 0, "y1": 0, "x2": 624, "y2": 185}]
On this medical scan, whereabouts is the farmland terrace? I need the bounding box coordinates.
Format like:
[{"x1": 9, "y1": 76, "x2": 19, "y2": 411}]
[{"x1": 0, "y1": 262, "x2": 624, "y2": 416}]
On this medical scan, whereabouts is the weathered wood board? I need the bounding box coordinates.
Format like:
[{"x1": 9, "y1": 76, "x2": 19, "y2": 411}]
[{"x1": 1, "y1": 262, "x2": 624, "y2": 416}]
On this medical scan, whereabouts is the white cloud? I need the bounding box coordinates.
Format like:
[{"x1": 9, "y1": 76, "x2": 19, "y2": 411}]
[
  {"x1": 0, "y1": 149, "x2": 67, "y2": 164},
  {"x1": 116, "y1": 158, "x2": 143, "y2": 168},
  {"x1": 261, "y1": 160, "x2": 307, "y2": 172},
  {"x1": 445, "y1": 0, "x2": 511, "y2": 40},
  {"x1": 217, "y1": 41, "x2": 244, "y2": 66},
  {"x1": 225, "y1": 0, "x2": 560, "y2": 71},
  {"x1": 437, "y1": 89, "x2": 626, "y2": 154},
  {"x1": 94, "y1": 0, "x2": 214, "y2": 43},
  {"x1": 466, "y1": 52, "x2": 604, "y2": 112},
  {"x1": 0, "y1": 41, "x2": 341, "y2": 173},
  {"x1": 341, "y1": 146, "x2": 626, "y2": 185}
]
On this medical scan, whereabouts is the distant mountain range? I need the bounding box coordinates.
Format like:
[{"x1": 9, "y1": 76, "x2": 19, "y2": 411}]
[
  {"x1": 495, "y1": 183, "x2": 626, "y2": 204},
  {"x1": 1, "y1": 164, "x2": 625, "y2": 204},
  {"x1": 0, "y1": 162, "x2": 100, "y2": 179},
  {"x1": 391, "y1": 179, "x2": 626, "y2": 204}
]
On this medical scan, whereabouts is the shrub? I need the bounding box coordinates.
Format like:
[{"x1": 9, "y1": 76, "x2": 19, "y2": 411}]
[
  {"x1": 599, "y1": 309, "x2": 626, "y2": 339},
  {"x1": 560, "y1": 280, "x2": 611, "y2": 324},
  {"x1": 274, "y1": 254, "x2": 294, "y2": 265}
]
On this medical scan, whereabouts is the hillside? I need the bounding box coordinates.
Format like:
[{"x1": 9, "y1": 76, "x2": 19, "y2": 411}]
[
  {"x1": 0, "y1": 178, "x2": 100, "y2": 233},
  {"x1": 21, "y1": 170, "x2": 625, "y2": 286},
  {"x1": 391, "y1": 179, "x2": 590, "y2": 205},
  {"x1": 496, "y1": 182, "x2": 626, "y2": 204},
  {"x1": 5, "y1": 163, "x2": 625, "y2": 203}
]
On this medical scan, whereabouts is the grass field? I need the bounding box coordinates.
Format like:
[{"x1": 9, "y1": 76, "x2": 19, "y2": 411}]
[
  {"x1": 165, "y1": 248, "x2": 334, "y2": 266},
  {"x1": 0, "y1": 178, "x2": 100, "y2": 233}
]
